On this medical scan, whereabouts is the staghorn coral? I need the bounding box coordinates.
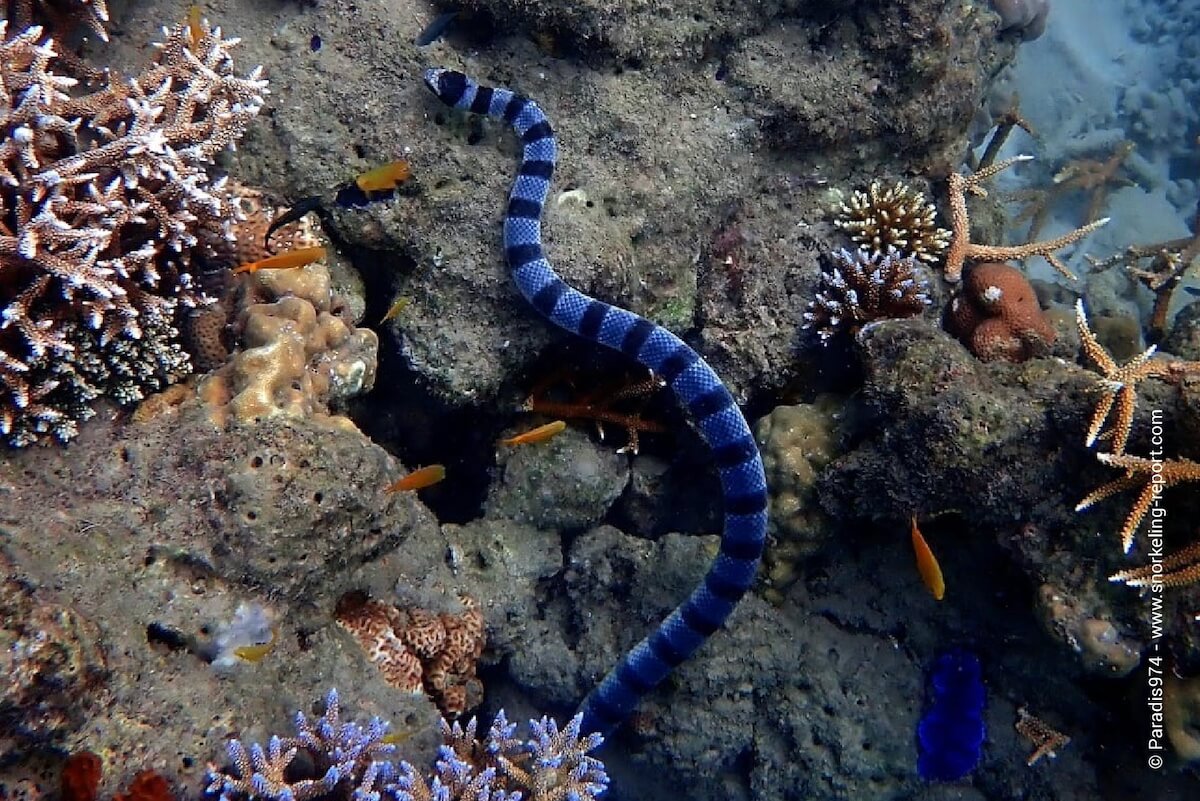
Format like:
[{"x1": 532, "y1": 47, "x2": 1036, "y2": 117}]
[
  {"x1": 833, "y1": 180, "x2": 951, "y2": 266},
  {"x1": 803, "y1": 247, "x2": 930, "y2": 343},
  {"x1": 944, "y1": 261, "x2": 1056, "y2": 362},
  {"x1": 392, "y1": 712, "x2": 608, "y2": 801},
  {"x1": 335, "y1": 594, "x2": 485, "y2": 718},
  {"x1": 1074, "y1": 300, "x2": 1198, "y2": 456},
  {"x1": 206, "y1": 690, "x2": 609, "y2": 801},
  {"x1": 0, "y1": 18, "x2": 267, "y2": 445},
  {"x1": 4, "y1": 0, "x2": 109, "y2": 43},
  {"x1": 942, "y1": 155, "x2": 1107, "y2": 281},
  {"x1": 206, "y1": 689, "x2": 395, "y2": 801}
]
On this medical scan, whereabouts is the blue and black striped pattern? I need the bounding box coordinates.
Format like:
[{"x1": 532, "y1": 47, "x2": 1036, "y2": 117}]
[{"x1": 423, "y1": 69, "x2": 768, "y2": 736}]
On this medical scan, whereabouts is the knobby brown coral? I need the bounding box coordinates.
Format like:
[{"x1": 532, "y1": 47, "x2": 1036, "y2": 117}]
[
  {"x1": 945, "y1": 261, "x2": 1055, "y2": 362},
  {"x1": 0, "y1": 19, "x2": 267, "y2": 445}
]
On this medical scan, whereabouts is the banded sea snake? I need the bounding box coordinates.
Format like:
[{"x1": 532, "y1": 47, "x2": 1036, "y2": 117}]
[{"x1": 423, "y1": 69, "x2": 769, "y2": 736}]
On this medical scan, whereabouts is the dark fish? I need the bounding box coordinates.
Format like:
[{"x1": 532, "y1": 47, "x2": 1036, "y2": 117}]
[
  {"x1": 416, "y1": 11, "x2": 459, "y2": 46},
  {"x1": 1185, "y1": 285, "x2": 1200, "y2": 296},
  {"x1": 263, "y1": 195, "x2": 323, "y2": 250}
]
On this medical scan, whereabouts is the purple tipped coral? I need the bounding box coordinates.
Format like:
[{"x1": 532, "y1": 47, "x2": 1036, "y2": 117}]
[
  {"x1": 206, "y1": 689, "x2": 395, "y2": 801},
  {"x1": 803, "y1": 247, "x2": 931, "y2": 343},
  {"x1": 205, "y1": 691, "x2": 609, "y2": 801}
]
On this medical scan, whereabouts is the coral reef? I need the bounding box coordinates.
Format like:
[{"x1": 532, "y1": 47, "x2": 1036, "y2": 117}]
[
  {"x1": 803, "y1": 248, "x2": 930, "y2": 343},
  {"x1": 1, "y1": 547, "x2": 108, "y2": 755},
  {"x1": 207, "y1": 689, "x2": 395, "y2": 801},
  {"x1": 196, "y1": 258, "x2": 378, "y2": 430},
  {"x1": 0, "y1": 18, "x2": 266, "y2": 445},
  {"x1": 4, "y1": 0, "x2": 109, "y2": 43},
  {"x1": 60, "y1": 752, "x2": 173, "y2": 801},
  {"x1": 833, "y1": 180, "x2": 950, "y2": 265},
  {"x1": 206, "y1": 690, "x2": 608, "y2": 801},
  {"x1": 945, "y1": 262, "x2": 1056, "y2": 362},
  {"x1": 335, "y1": 594, "x2": 486, "y2": 718},
  {"x1": 753, "y1": 396, "x2": 840, "y2": 596}
]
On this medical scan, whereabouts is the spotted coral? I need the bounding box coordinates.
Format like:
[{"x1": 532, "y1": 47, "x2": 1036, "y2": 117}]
[
  {"x1": 803, "y1": 247, "x2": 931, "y2": 343},
  {"x1": 335, "y1": 594, "x2": 486, "y2": 718},
  {"x1": 944, "y1": 262, "x2": 1055, "y2": 362},
  {"x1": 0, "y1": 18, "x2": 267, "y2": 445}
]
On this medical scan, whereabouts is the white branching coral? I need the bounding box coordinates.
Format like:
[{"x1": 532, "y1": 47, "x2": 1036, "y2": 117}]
[
  {"x1": 0, "y1": 18, "x2": 267, "y2": 445},
  {"x1": 803, "y1": 247, "x2": 931, "y2": 343},
  {"x1": 834, "y1": 180, "x2": 951, "y2": 265}
]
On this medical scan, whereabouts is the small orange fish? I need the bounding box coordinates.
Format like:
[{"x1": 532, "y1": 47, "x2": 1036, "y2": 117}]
[
  {"x1": 500, "y1": 420, "x2": 566, "y2": 446},
  {"x1": 232, "y1": 246, "x2": 326, "y2": 275},
  {"x1": 910, "y1": 515, "x2": 945, "y2": 601},
  {"x1": 386, "y1": 464, "x2": 446, "y2": 493},
  {"x1": 187, "y1": 5, "x2": 204, "y2": 50},
  {"x1": 355, "y1": 161, "x2": 412, "y2": 193}
]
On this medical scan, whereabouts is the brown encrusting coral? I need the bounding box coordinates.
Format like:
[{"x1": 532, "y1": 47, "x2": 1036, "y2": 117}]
[
  {"x1": 0, "y1": 18, "x2": 267, "y2": 445},
  {"x1": 834, "y1": 180, "x2": 950, "y2": 265},
  {"x1": 803, "y1": 247, "x2": 930, "y2": 343},
  {"x1": 335, "y1": 593, "x2": 486, "y2": 718},
  {"x1": 945, "y1": 261, "x2": 1055, "y2": 362}
]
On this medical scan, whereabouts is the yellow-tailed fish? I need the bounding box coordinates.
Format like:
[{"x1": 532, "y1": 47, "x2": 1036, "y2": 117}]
[
  {"x1": 380, "y1": 297, "x2": 410, "y2": 324},
  {"x1": 500, "y1": 420, "x2": 566, "y2": 446},
  {"x1": 386, "y1": 464, "x2": 446, "y2": 493},
  {"x1": 233, "y1": 246, "x2": 326, "y2": 275},
  {"x1": 233, "y1": 628, "x2": 277, "y2": 663},
  {"x1": 382, "y1": 729, "x2": 418, "y2": 746},
  {"x1": 910, "y1": 515, "x2": 945, "y2": 601}
]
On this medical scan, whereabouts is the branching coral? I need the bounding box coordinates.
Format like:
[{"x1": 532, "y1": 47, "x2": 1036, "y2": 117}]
[
  {"x1": 0, "y1": 18, "x2": 267, "y2": 445},
  {"x1": 834, "y1": 180, "x2": 950, "y2": 265},
  {"x1": 206, "y1": 690, "x2": 610, "y2": 801},
  {"x1": 4, "y1": 0, "x2": 109, "y2": 43},
  {"x1": 943, "y1": 155, "x2": 1108, "y2": 281},
  {"x1": 803, "y1": 247, "x2": 930, "y2": 342}
]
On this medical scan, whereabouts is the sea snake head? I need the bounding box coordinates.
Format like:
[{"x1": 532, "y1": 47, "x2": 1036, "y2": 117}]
[{"x1": 423, "y1": 68, "x2": 469, "y2": 107}]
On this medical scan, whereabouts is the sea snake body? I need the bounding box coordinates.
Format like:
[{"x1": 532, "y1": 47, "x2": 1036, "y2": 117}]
[{"x1": 423, "y1": 69, "x2": 769, "y2": 736}]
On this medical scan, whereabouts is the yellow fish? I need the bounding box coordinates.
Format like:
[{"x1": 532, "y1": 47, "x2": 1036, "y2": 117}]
[
  {"x1": 910, "y1": 516, "x2": 945, "y2": 601},
  {"x1": 500, "y1": 420, "x2": 566, "y2": 446},
  {"x1": 386, "y1": 464, "x2": 446, "y2": 493},
  {"x1": 233, "y1": 246, "x2": 326, "y2": 275},
  {"x1": 355, "y1": 161, "x2": 412, "y2": 193},
  {"x1": 380, "y1": 297, "x2": 410, "y2": 324},
  {"x1": 233, "y1": 628, "x2": 277, "y2": 663}
]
